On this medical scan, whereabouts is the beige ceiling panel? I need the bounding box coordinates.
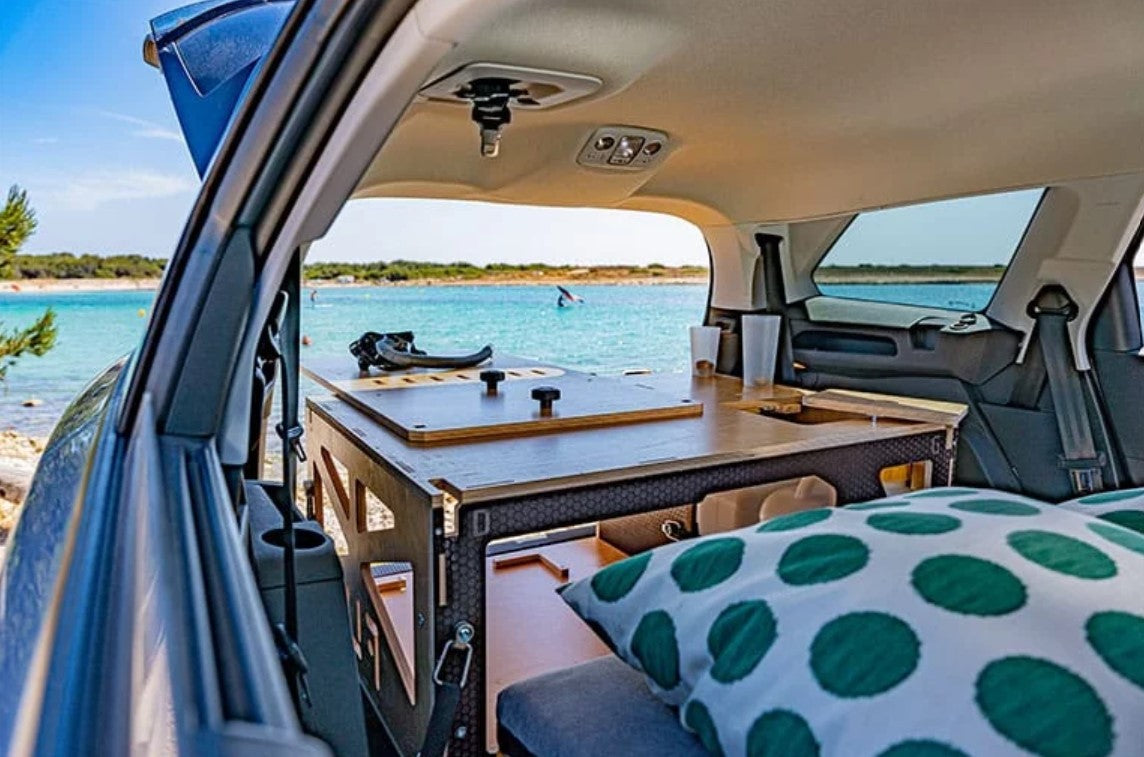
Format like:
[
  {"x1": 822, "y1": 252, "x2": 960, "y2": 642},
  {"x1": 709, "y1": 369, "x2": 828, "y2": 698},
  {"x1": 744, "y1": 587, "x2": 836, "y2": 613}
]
[{"x1": 355, "y1": 0, "x2": 1144, "y2": 225}]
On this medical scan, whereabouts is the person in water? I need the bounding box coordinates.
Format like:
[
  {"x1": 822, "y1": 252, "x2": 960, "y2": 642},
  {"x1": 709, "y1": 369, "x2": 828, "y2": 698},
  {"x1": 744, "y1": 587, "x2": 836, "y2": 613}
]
[{"x1": 556, "y1": 285, "x2": 584, "y2": 308}]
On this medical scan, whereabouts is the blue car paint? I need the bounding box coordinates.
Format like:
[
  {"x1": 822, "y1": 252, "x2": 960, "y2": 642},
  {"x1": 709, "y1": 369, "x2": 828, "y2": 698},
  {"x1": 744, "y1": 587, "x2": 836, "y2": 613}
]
[
  {"x1": 0, "y1": 357, "x2": 129, "y2": 743},
  {"x1": 150, "y1": 0, "x2": 294, "y2": 175}
]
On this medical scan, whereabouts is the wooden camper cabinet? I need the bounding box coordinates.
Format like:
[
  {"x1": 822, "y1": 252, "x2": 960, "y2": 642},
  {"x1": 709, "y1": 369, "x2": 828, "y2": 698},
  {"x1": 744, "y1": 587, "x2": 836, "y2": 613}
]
[{"x1": 303, "y1": 358, "x2": 964, "y2": 756}]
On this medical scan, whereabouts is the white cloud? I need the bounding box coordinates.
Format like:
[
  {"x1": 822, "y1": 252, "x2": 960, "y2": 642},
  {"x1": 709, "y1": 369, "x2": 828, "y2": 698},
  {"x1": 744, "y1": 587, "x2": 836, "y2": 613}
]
[
  {"x1": 98, "y1": 110, "x2": 183, "y2": 143},
  {"x1": 36, "y1": 169, "x2": 198, "y2": 212}
]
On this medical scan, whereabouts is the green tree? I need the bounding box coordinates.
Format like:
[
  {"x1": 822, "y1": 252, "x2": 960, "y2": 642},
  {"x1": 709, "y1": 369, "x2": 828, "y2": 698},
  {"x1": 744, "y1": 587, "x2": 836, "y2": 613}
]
[{"x1": 0, "y1": 186, "x2": 57, "y2": 380}]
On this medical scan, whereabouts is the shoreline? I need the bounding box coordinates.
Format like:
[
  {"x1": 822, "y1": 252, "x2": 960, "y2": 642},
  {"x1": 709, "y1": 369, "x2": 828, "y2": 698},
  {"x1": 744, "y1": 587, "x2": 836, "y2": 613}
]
[
  {"x1": 0, "y1": 274, "x2": 710, "y2": 293},
  {"x1": 5, "y1": 270, "x2": 1142, "y2": 293},
  {"x1": 0, "y1": 431, "x2": 44, "y2": 546}
]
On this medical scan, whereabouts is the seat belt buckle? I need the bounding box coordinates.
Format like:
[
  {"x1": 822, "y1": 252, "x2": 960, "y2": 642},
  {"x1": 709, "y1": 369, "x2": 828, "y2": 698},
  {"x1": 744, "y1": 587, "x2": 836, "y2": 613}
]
[
  {"x1": 276, "y1": 422, "x2": 307, "y2": 462},
  {"x1": 1058, "y1": 454, "x2": 1106, "y2": 494}
]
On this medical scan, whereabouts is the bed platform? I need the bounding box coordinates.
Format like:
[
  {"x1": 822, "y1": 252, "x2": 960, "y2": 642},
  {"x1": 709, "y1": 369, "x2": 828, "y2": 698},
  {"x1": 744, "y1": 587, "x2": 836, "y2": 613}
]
[{"x1": 302, "y1": 356, "x2": 965, "y2": 755}]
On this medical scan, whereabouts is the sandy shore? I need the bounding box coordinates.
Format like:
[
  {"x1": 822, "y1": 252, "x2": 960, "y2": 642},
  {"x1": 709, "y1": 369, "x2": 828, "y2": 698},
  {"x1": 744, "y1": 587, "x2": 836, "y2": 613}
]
[
  {"x1": 6, "y1": 269, "x2": 1140, "y2": 293},
  {"x1": 1, "y1": 278, "x2": 162, "y2": 293},
  {"x1": 1, "y1": 272, "x2": 708, "y2": 294}
]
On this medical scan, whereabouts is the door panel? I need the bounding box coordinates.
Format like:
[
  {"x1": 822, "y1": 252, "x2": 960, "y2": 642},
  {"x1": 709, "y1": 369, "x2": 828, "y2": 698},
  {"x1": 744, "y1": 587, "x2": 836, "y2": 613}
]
[
  {"x1": 789, "y1": 306, "x2": 1021, "y2": 384},
  {"x1": 786, "y1": 297, "x2": 1081, "y2": 499}
]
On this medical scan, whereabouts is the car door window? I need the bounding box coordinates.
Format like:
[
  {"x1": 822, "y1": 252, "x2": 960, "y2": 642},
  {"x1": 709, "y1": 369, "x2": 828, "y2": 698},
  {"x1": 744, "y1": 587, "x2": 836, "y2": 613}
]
[{"x1": 814, "y1": 189, "x2": 1044, "y2": 311}]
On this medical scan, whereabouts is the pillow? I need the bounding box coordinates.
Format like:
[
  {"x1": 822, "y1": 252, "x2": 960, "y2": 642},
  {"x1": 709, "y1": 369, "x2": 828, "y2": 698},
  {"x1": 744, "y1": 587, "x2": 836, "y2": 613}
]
[
  {"x1": 559, "y1": 488, "x2": 1144, "y2": 757},
  {"x1": 1057, "y1": 486, "x2": 1144, "y2": 536}
]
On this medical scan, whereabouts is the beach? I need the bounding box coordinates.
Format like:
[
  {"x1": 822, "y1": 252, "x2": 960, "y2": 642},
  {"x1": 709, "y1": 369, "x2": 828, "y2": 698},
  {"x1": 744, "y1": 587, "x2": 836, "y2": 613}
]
[
  {"x1": 0, "y1": 269, "x2": 708, "y2": 295},
  {"x1": 2, "y1": 277, "x2": 1141, "y2": 547}
]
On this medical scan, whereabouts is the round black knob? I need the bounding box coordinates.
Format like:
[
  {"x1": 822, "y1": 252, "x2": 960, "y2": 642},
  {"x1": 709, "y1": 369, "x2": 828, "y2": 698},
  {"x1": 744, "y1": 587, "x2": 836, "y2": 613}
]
[
  {"x1": 531, "y1": 385, "x2": 561, "y2": 416},
  {"x1": 480, "y1": 369, "x2": 506, "y2": 395}
]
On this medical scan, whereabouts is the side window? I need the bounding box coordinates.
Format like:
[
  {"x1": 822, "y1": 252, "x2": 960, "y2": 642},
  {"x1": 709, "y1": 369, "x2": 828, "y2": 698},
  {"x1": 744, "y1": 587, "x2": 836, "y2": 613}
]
[{"x1": 813, "y1": 189, "x2": 1043, "y2": 311}]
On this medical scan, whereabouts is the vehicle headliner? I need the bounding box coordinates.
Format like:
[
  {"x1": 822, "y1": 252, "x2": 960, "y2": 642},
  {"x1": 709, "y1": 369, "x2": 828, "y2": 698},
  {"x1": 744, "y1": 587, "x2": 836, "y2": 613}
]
[{"x1": 350, "y1": 0, "x2": 1144, "y2": 227}]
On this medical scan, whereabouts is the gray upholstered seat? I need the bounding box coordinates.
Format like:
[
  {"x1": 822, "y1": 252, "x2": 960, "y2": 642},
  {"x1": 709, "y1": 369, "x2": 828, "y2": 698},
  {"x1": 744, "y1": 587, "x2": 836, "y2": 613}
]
[{"x1": 496, "y1": 655, "x2": 707, "y2": 757}]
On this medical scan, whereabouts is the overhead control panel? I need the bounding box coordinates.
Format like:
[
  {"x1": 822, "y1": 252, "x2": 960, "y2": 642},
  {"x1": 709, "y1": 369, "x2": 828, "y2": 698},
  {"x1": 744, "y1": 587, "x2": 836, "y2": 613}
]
[{"x1": 577, "y1": 126, "x2": 669, "y2": 171}]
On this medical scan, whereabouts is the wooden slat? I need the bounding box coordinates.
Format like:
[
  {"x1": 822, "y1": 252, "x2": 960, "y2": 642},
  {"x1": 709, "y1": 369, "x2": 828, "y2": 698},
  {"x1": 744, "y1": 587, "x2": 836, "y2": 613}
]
[{"x1": 804, "y1": 388, "x2": 968, "y2": 425}]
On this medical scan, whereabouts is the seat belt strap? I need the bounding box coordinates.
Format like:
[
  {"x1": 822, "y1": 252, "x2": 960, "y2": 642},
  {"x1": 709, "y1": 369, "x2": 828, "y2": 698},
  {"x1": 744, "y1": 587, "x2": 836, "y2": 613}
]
[
  {"x1": 264, "y1": 284, "x2": 312, "y2": 710},
  {"x1": 1030, "y1": 286, "x2": 1105, "y2": 494},
  {"x1": 419, "y1": 622, "x2": 475, "y2": 757}
]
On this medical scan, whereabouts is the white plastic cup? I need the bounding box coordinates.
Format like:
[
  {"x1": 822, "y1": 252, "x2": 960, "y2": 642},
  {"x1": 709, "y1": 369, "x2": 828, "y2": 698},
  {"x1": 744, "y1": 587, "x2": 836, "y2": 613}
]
[
  {"x1": 689, "y1": 326, "x2": 721, "y2": 378},
  {"x1": 741, "y1": 314, "x2": 782, "y2": 386}
]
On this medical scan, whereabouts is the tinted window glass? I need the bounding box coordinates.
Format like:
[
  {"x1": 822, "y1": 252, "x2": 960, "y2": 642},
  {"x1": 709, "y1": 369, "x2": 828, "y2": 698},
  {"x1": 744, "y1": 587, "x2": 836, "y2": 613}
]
[{"x1": 815, "y1": 189, "x2": 1043, "y2": 311}]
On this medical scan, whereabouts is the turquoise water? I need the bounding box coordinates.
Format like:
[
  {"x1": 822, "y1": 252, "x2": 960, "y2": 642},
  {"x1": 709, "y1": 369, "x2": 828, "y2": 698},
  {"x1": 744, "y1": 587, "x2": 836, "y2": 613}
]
[{"x1": 2, "y1": 282, "x2": 1140, "y2": 436}]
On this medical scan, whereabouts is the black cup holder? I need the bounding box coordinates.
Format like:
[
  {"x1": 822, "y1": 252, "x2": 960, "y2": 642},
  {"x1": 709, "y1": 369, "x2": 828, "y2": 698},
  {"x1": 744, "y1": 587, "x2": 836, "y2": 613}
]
[{"x1": 262, "y1": 527, "x2": 327, "y2": 550}]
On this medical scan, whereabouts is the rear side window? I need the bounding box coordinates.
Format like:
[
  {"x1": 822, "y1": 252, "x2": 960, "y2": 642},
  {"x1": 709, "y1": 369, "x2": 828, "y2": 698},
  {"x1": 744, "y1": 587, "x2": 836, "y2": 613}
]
[{"x1": 814, "y1": 189, "x2": 1043, "y2": 311}]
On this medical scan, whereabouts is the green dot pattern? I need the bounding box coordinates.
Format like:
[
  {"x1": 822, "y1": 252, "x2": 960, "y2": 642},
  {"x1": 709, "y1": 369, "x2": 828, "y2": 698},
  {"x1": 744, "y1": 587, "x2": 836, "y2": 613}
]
[
  {"x1": 556, "y1": 488, "x2": 1144, "y2": 755},
  {"x1": 746, "y1": 710, "x2": 820, "y2": 757},
  {"x1": 877, "y1": 740, "x2": 970, "y2": 757},
  {"x1": 590, "y1": 551, "x2": 652, "y2": 602},
  {"x1": 757, "y1": 508, "x2": 832, "y2": 532},
  {"x1": 1087, "y1": 521, "x2": 1144, "y2": 556},
  {"x1": 868, "y1": 512, "x2": 961, "y2": 535},
  {"x1": 1008, "y1": 530, "x2": 1116, "y2": 579},
  {"x1": 950, "y1": 498, "x2": 1040, "y2": 516},
  {"x1": 707, "y1": 600, "x2": 777, "y2": 683},
  {"x1": 778, "y1": 534, "x2": 869, "y2": 585},
  {"x1": 1075, "y1": 489, "x2": 1144, "y2": 505},
  {"x1": 911, "y1": 554, "x2": 1027, "y2": 616},
  {"x1": 1085, "y1": 611, "x2": 1144, "y2": 690},
  {"x1": 810, "y1": 612, "x2": 920, "y2": 697},
  {"x1": 671, "y1": 537, "x2": 745, "y2": 592},
  {"x1": 630, "y1": 610, "x2": 680, "y2": 690},
  {"x1": 684, "y1": 700, "x2": 723, "y2": 756},
  {"x1": 1097, "y1": 510, "x2": 1144, "y2": 535},
  {"x1": 975, "y1": 656, "x2": 1113, "y2": 757}
]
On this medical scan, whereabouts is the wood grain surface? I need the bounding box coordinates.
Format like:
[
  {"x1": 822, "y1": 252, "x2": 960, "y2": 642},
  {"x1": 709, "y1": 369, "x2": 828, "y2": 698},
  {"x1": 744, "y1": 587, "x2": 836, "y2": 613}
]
[{"x1": 304, "y1": 356, "x2": 701, "y2": 443}]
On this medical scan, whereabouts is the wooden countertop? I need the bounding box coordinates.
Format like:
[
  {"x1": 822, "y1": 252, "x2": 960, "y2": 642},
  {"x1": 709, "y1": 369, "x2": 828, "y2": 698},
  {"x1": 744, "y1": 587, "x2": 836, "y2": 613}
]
[{"x1": 306, "y1": 368, "x2": 965, "y2": 505}]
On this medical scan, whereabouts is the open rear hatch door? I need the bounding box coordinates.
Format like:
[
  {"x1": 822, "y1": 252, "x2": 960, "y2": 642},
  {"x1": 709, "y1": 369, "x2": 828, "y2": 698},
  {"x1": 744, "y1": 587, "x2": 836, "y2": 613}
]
[{"x1": 144, "y1": 0, "x2": 295, "y2": 176}]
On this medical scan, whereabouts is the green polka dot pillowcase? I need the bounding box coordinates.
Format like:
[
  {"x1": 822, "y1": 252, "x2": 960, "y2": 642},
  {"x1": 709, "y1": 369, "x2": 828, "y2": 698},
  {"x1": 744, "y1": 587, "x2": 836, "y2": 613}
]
[
  {"x1": 1058, "y1": 486, "x2": 1144, "y2": 537},
  {"x1": 557, "y1": 488, "x2": 1144, "y2": 756}
]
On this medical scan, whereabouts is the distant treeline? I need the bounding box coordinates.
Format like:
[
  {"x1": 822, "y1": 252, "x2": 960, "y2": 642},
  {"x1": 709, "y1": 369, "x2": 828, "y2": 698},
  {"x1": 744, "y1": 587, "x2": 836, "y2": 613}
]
[
  {"x1": 4, "y1": 253, "x2": 1008, "y2": 284},
  {"x1": 3, "y1": 253, "x2": 707, "y2": 282},
  {"x1": 816, "y1": 264, "x2": 1007, "y2": 284},
  {"x1": 7, "y1": 253, "x2": 168, "y2": 279},
  {"x1": 303, "y1": 260, "x2": 707, "y2": 282}
]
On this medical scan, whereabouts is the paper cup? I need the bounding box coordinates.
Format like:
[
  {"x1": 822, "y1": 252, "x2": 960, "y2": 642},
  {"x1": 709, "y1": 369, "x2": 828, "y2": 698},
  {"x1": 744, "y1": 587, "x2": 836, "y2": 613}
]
[
  {"x1": 741, "y1": 314, "x2": 782, "y2": 386},
  {"x1": 689, "y1": 326, "x2": 721, "y2": 378}
]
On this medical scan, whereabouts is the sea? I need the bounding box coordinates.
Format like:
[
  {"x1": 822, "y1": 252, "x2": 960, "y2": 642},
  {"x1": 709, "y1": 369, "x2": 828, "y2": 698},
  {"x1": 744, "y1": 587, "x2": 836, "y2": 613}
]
[{"x1": 2, "y1": 282, "x2": 1141, "y2": 437}]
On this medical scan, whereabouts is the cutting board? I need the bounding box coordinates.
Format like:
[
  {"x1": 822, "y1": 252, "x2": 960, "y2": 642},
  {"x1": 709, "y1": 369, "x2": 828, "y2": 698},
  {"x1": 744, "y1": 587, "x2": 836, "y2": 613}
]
[{"x1": 303, "y1": 356, "x2": 702, "y2": 444}]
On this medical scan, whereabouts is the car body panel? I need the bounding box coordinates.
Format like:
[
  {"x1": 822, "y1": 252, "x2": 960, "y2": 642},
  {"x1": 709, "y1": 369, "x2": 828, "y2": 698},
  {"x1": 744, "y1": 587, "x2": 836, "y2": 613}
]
[
  {"x1": 0, "y1": 357, "x2": 128, "y2": 747},
  {"x1": 149, "y1": 0, "x2": 295, "y2": 175}
]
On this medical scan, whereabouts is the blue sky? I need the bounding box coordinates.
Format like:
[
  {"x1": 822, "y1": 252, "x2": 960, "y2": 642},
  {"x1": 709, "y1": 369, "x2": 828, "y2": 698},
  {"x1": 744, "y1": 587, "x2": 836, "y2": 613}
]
[
  {"x1": 0, "y1": 0, "x2": 708, "y2": 266},
  {"x1": 0, "y1": 0, "x2": 202, "y2": 257},
  {"x1": 0, "y1": 2, "x2": 1081, "y2": 269}
]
